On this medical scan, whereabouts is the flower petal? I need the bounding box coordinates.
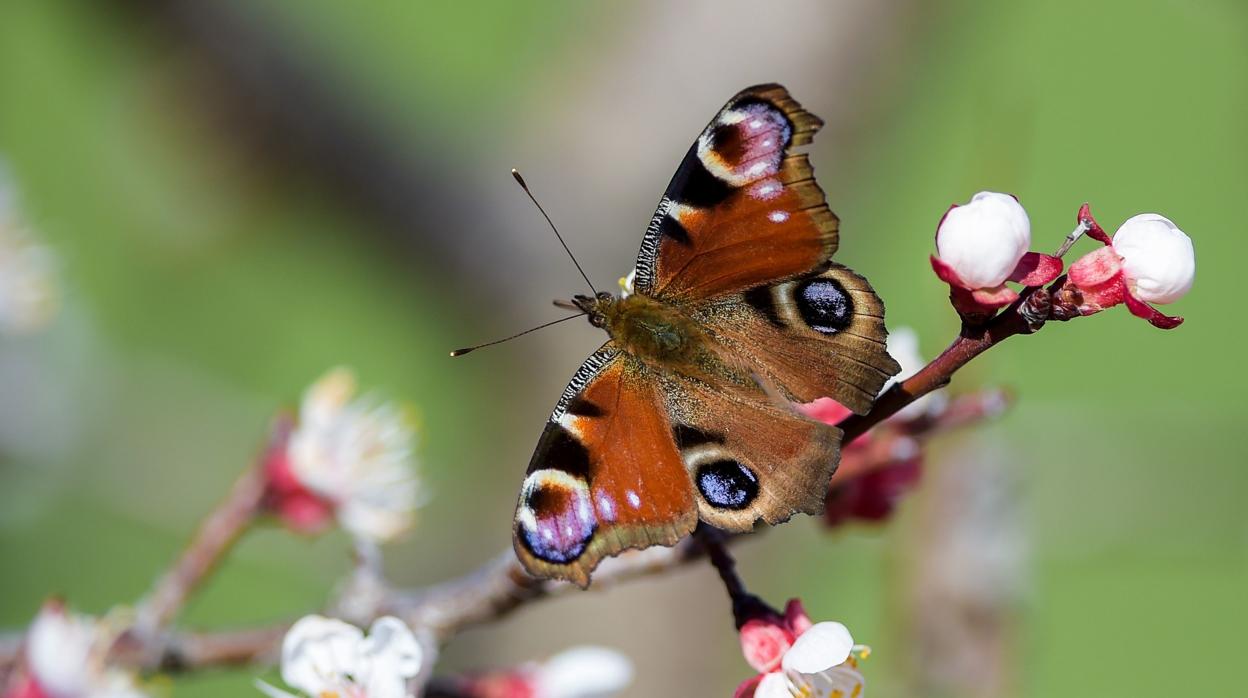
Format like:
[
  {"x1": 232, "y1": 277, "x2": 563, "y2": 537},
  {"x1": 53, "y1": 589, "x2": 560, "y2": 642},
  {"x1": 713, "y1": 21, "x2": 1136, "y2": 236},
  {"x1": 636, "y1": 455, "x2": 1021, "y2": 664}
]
[
  {"x1": 1123, "y1": 291, "x2": 1184, "y2": 329},
  {"x1": 800, "y1": 663, "x2": 866, "y2": 698},
  {"x1": 359, "y1": 616, "x2": 423, "y2": 698},
  {"x1": 929, "y1": 255, "x2": 967, "y2": 288},
  {"x1": 781, "y1": 622, "x2": 854, "y2": 675},
  {"x1": 1112, "y1": 213, "x2": 1195, "y2": 304},
  {"x1": 732, "y1": 674, "x2": 764, "y2": 698},
  {"x1": 935, "y1": 192, "x2": 1031, "y2": 288},
  {"x1": 969, "y1": 285, "x2": 1018, "y2": 308},
  {"x1": 740, "y1": 618, "x2": 796, "y2": 673},
  {"x1": 1078, "y1": 203, "x2": 1112, "y2": 245},
  {"x1": 798, "y1": 398, "x2": 853, "y2": 426},
  {"x1": 1068, "y1": 246, "x2": 1122, "y2": 288},
  {"x1": 280, "y1": 615, "x2": 364, "y2": 695},
  {"x1": 753, "y1": 672, "x2": 792, "y2": 698},
  {"x1": 536, "y1": 645, "x2": 634, "y2": 698},
  {"x1": 783, "y1": 599, "x2": 814, "y2": 637},
  {"x1": 1007, "y1": 252, "x2": 1063, "y2": 286}
]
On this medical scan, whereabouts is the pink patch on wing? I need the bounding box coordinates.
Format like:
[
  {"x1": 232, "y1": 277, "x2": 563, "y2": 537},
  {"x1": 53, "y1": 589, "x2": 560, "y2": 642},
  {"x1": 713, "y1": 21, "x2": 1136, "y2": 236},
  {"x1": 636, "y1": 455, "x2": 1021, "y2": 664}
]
[{"x1": 702, "y1": 103, "x2": 791, "y2": 184}]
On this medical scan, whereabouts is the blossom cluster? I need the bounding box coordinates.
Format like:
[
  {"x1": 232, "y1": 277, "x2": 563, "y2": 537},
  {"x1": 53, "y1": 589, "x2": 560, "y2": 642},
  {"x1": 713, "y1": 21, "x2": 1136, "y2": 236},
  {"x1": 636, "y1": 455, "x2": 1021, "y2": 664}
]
[
  {"x1": 734, "y1": 600, "x2": 867, "y2": 698},
  {"x1": 931, "y1": 191, "x2": 1194, "y2": 327}
]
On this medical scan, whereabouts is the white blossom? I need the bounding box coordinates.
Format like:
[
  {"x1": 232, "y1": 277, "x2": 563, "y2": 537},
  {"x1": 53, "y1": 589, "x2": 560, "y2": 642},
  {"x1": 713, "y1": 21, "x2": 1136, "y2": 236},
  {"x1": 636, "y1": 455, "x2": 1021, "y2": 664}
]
[
  {"x1": 0, "y1": 191, "x2": 57, "y2": 335},
  {"x1": 257, "y1": 615, "x2": 423, "y2": 698},
  {"x1": 1112, "y1": 213, "x2": 1195, "y2": 304},
  {"x1": 936, "y1": 191, "x2": 1031, "y2": 288},
  {"x1": 533, "y1": 646, "x2": 634, "y2": 698},
  {"x1": 22, "y1": 604, "x2": 147, "y2": 698},
  {"x1": 287, "y1": 368, "x2": 420, "y2": 542},
  {"x1": 753, "y1": 622, "x2": 865, "y2": 698}
]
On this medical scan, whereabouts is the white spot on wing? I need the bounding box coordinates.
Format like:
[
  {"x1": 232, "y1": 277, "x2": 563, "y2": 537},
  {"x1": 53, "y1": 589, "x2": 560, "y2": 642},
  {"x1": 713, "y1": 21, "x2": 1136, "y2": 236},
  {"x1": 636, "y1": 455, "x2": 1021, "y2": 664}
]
[
  {"x1": 769, "y1": 210, "x2": 790, "y2": 223},
  {"x1": 626, "y1": 490, "x2": 641, "y2": 509},
  {"x1": 597, "y1": 493, "x2": 616, "y2": 521},
  {"x1": 556, "y1": 412, "x2": 582, "y2": 438}
]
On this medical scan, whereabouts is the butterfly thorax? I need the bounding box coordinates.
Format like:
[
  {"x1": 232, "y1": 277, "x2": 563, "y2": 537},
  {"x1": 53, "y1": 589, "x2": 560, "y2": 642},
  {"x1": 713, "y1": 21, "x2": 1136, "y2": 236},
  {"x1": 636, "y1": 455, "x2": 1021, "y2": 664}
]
[{"x1": 574, "y1": 292, "x2": 716, "y2": 372}]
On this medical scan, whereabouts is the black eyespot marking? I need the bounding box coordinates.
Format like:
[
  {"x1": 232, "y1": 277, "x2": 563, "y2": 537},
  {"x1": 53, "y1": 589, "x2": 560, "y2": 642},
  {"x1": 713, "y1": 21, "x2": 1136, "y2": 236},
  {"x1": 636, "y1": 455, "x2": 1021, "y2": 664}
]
[
  {"x1": 696, "y1": 459, "x2": 759, "y2": 510},
  {"x1": 743, "y1": 286, "x2": 785, "y2": 328},
  {"x1": 529, "y1": 425, "x2": 592, "y2": 479},
  {"x1": 659, "y1": 214, "x2": 692, "y2": 246},
  {"x1": 795, "y1": 278, "x2": 853, "y2": 334},
  {"x1": 669, "y1": 144, "x2": 733, "y2": 207},
  {"x1": 566, "y1": 396, "x2": 604, "y2": 418},
  {"x1": 672, "y1": 424, "x2": 726, "y2": 448}
]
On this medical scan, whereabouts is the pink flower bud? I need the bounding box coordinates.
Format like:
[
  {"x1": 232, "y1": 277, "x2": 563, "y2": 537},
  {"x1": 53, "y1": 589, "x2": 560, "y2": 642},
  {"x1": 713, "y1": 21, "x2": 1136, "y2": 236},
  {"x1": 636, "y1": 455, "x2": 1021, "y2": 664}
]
[
  {"x1": 739, "y1": 618, "x2": 796, "y2": 673},
  {"x1": 936, "y1": 192, "x2": 1031, "y2": 288},
  {"x1": 1058, "y1": 207, "x2": 1191, "y2": 329},
  {"x1": 1111, "y1": 213, "x2": 1195, "y2": 304}
]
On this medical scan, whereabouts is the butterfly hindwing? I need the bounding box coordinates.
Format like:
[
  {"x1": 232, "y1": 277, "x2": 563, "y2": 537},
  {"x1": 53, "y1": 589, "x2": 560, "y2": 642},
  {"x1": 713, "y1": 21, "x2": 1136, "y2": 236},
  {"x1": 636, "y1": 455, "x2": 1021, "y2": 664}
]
[
  {"x1": 513, "y1": 345, "x2": 698, "y2": 587},
  {"x1": 663, "y1": 373, "x2": 842, "y2": 532},
  {"x1": 634, "y1": 84, "x2": 837, "y2": 300},
  {"x1": 697, "y1": 264, "x2": 899, "y2": 414}
]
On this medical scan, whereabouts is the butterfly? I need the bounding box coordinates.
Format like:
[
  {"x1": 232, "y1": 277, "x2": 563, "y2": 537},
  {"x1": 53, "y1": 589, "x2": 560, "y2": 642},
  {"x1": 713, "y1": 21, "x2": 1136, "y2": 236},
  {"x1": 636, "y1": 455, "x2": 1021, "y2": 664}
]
[{"x1": 513, "y1": 84, "x2": 900, "y2": 586}]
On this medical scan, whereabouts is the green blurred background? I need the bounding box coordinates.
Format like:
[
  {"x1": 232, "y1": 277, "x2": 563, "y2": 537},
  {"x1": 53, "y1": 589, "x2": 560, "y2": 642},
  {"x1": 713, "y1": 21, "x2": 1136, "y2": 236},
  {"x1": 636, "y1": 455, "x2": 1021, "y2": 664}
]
[{"x1": 0, "y1": 1, "x2": 1243, "y2": 696}]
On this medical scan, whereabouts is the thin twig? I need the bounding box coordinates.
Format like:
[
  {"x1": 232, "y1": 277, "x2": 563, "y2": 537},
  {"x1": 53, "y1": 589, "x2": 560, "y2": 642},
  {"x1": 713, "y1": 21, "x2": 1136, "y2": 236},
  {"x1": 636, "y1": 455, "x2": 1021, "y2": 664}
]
[{"x1": 131, "y1": 462, "x2": 269, "y2": 644}]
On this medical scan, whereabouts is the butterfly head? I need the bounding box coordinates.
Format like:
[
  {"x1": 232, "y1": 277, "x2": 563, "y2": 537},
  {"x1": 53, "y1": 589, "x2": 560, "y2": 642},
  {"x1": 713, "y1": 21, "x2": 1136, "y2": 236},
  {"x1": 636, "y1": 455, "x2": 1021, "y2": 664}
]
[{"x1": 571, "y1": 291, "x2": 617, "y2": 329}]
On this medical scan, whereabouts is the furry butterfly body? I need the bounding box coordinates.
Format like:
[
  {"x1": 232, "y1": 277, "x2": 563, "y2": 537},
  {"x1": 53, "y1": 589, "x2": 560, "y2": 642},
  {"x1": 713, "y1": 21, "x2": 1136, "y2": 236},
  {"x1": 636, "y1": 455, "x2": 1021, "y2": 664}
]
[{"x1": 514, "y1": 85, "x2": 899, "y2": 586}]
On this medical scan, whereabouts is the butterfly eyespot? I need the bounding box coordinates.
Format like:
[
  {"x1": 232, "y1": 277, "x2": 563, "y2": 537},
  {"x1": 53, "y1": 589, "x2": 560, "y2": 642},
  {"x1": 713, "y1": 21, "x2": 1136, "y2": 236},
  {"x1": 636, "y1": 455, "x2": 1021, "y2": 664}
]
[
  {"x1": 795, "y1": 278, "x2": 853, "y2": 335},
  {"x1": 695, "y1": 459, "x2": 759, "y2": 510},
  {"x1": 516, "y1": 470, "x2": 597, "y2": 564}
]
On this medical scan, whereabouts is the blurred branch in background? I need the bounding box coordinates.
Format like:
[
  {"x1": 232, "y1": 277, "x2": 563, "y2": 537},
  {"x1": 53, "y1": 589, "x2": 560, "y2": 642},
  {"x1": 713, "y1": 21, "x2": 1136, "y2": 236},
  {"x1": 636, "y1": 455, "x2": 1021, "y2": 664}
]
[
  {"x1": 900, "y1": 445, "x2": 1026, "y2": 698},
  {"x1": 110, "y1": 0, "x2": 505, "y2": 275}
]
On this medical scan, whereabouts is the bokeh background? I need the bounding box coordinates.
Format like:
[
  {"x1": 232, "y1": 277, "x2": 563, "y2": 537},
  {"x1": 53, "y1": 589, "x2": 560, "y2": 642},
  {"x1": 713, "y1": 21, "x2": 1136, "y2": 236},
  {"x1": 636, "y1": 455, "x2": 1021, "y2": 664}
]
[{"x1": 1, "y1": 1, "x2": 1244, "y2": 696}]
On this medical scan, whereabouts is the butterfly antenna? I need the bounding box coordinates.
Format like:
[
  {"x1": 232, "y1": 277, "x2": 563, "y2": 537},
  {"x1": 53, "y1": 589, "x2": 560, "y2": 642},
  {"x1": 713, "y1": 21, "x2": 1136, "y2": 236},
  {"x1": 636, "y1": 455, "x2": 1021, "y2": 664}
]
[
  {"x1": 450, "y1": 313, "x2": 586, "y2": 357},
  {"x1": 512, "y1": 169, "x2": 598, "y2": 296}
]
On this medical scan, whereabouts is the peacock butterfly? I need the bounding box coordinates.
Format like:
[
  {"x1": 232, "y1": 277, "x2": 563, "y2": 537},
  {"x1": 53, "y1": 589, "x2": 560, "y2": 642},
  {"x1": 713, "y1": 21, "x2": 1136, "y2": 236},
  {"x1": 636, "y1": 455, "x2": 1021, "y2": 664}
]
[{"x1": 512, "y1": 84, "x2": 900, "y2": 586}]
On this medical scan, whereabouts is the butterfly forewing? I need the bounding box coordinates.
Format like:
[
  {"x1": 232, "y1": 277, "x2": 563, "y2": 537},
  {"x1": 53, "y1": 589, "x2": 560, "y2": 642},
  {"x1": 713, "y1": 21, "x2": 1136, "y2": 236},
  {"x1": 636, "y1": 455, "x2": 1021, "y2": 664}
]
[
  {"x1": 513, "y1": 346, "x2": 698, "y2": 586},
  {"x1": 633, "y1": 84, "x2": 836, "y2": 300}
]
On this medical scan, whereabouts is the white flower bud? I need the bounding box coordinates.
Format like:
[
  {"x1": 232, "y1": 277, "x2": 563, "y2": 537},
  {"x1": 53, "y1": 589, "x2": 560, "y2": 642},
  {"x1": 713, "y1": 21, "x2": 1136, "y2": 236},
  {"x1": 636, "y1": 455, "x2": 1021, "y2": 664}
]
[
  {"x1": 1111, "y1": 213, "x2": 1194, "y2": 304},
  {"x1": 936, "y1": 192, "x2": 1031, "y2": 288}
]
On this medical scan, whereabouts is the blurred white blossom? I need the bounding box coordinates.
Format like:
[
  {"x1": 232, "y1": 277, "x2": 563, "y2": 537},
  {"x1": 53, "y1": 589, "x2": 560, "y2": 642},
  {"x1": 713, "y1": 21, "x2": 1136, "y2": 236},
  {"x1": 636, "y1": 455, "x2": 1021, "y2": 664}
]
[
  {"x1": 736, "y1": 602, "x2": 867, "y2": 698},
  {"x1": 531, "y1": 646, "x2": 633, "y2": 698},
  {"x1": 6, "y1": 602, "x2": 146, "y2": 698},
  {"x1": 267, "y1": 368, "x2": 420, "y2": 543},
  {"x1": 0, "y1": 178, "x2": 57, "y2": 335},
  {"x1": 256, "y1": 615, "x2": 423, "y2": 698}
]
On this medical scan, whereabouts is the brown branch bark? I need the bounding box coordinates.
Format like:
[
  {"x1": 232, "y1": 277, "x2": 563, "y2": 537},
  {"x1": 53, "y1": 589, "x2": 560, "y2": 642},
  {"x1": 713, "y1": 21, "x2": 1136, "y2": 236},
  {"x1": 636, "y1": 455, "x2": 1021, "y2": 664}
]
[{"x1": 131, "y1": 464, "x2": 268, "y2": 641}]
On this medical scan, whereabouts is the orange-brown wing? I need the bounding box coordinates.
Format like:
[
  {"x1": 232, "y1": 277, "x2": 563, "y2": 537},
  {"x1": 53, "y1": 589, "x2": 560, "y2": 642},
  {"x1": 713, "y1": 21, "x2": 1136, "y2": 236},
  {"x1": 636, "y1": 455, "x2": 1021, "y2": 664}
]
[
  {"x1": 632, "y1": 84, "x2": 836, "y2": 301},
  {"x1": 513, "y1": 346, "x2": 697, "y2": 587}
]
